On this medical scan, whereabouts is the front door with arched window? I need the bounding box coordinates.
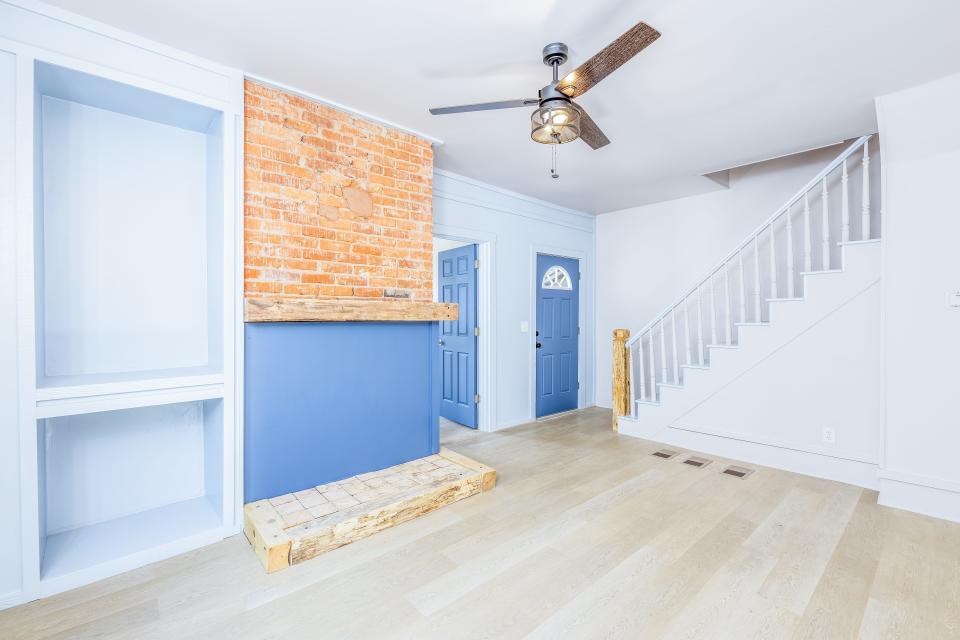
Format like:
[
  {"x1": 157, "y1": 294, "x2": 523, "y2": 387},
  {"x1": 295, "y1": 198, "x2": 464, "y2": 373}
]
[{"x1": 536, "y1": 254, "x2": 579, "y2": 418}]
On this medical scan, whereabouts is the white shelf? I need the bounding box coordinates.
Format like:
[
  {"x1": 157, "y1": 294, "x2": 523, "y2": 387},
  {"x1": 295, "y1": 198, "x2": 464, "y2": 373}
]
[
  {"x1": 35, "y1": 373, "x2": 225, "y2": 418},
  {"x1": 40, "y1": 497, "x2": 222, "y2": 592},
  {"x1": 37, "y1": 365, "x2": 224, "y2": 392}
]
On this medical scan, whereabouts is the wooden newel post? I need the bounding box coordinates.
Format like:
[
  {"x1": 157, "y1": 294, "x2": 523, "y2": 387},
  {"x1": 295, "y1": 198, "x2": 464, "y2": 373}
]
[{"x1": 612, "y1": 329, "x2": 631, "y2": 432}]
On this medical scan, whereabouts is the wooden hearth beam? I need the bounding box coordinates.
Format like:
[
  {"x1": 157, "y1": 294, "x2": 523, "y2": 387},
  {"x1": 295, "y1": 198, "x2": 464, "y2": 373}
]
[{"x1": 244, "y1": 298, "x2": 458, "y2": 323}]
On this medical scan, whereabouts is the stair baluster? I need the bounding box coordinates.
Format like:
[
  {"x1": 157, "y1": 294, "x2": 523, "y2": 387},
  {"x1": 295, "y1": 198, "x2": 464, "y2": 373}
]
[
  {"x1": 786, "y1": 203, "x2": 795, "y2": 298},
  {"x1": 862, "y1": 144, "x2": 871, "y2": 240},
  {"x1": 637, "y1": 331, "x2": 646, "y2": 401},
  {"x1": 647, "y1": 329, "x2": 656, "y2": 400},
  {"x1": 671, "y1": 308, "x2": 679, "y2": 384},
  {"x1": 821, "y1": 177, "x2": 830, "y2": 270},
  {"x1": 803, "y1": 192, "x2": 812, "y2": 274},
  {"x1": 841, "y1": 158, "x2": 850, "y2": 242},
  {"x1": 769, "y1": 224, "x2": 778, "y2": 299},
  {"x1": 659, "y1": 320, "x2": 667, "y2": 386},
  {"x1": 753, "y1": 236, "x2": 761, "y2": 321},
  {"x1": 709, "y1": 273, "x2": 717, "y2": 346},
  {"x1": 738, "y1": 250, "x2": 746, "y2": 325},
  {"x1": 723, "y1": 264, "x2": 731, "y2": 344},
  {"x1": 696, "y1": 285, "x2": 704, "y2": 364}
]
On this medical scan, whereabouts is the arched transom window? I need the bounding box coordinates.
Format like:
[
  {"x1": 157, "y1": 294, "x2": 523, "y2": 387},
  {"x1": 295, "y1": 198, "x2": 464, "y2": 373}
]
[{"x1": 541, "y1": 265, "x2": 573, "y2": 290}]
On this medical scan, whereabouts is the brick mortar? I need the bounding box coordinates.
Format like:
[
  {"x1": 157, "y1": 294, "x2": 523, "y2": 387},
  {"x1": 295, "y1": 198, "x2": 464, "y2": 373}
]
[{"x1": 244, "y1": 80, "x2": 434, "y2": 300}]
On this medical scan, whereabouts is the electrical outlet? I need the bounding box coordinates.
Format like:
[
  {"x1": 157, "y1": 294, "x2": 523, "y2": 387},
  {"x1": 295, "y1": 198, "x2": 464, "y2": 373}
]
[{"x1": 821, "y1": 427, "x2": 836, "y2": 444}]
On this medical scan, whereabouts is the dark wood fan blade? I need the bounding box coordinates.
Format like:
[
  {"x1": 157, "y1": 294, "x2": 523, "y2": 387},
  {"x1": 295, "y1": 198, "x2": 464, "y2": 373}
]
[
  {"x1": 573, "y1": 102, "x2": 610, "y2": 149},
  {"x1": 557, "y1": 21, "x2": 660, "y2": 98},
  {"x1": 429, "y1": 98, "x2": 539, "y2": 115}
]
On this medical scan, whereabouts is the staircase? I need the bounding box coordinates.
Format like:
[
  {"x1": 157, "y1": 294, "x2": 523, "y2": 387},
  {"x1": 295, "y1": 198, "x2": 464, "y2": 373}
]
[{"x1": 616, "y1": 135, "x2": 880, "y2": 448}]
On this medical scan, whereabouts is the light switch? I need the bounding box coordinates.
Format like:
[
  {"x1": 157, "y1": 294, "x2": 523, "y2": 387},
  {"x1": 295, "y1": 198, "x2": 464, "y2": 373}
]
[
  {"x1": 948, "y1": 291, "x2": 960, "y2": 309},
  {"x1": 520, "y1": 321, "x2": 529, "y2": 333}
]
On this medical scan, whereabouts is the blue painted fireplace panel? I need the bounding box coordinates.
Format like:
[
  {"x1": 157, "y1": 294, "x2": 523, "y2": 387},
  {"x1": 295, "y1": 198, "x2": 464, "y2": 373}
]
[{"x1": 244, "y1": 321, "x2": 439, "y2": 503}]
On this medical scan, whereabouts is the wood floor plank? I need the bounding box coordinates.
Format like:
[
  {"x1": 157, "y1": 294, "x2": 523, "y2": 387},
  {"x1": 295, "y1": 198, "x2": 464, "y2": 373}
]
[{"x1": 2, "y1": 407, "x2": 959, "y2": 640}]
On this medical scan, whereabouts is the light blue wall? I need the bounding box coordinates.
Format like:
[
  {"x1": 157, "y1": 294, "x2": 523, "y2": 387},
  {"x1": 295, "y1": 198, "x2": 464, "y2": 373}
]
[{"x1": 433, "y1": 170, "x2": 596, "y2": 430}]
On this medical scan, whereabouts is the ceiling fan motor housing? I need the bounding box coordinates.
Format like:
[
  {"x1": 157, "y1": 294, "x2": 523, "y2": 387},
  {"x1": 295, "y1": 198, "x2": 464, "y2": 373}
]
[{"x1": 542, "y1": 42, "x2": 569, "y2": 67}]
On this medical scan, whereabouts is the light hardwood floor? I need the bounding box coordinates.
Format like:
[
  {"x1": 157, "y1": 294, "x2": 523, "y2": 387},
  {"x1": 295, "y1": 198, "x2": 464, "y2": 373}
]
[{"x1": 2, "y1": 407, "x2": 958, "y2": 639}]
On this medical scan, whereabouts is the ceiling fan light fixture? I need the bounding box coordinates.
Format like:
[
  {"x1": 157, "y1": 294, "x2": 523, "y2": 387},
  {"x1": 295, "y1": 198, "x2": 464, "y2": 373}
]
[{"x1": 531, "y1": 100, "x2": 580, "y2": 144}]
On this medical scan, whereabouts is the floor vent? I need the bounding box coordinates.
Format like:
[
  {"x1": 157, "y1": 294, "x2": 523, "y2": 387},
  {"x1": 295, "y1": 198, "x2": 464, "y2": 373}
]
[
  {"x1": 722, "y1": 465, "x2": 754, "y2": 478},
  {"x1": 652, "y1": 449, "x2": 678, "y2": 459},
  {"x1": 682, "y1": 456, "x2": 712, "y2": 468}
]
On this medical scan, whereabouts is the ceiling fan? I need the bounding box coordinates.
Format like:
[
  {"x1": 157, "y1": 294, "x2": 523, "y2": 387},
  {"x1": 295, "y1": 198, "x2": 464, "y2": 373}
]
[{"x1": 428, "y1": 21, "x2": 661, "y2": 151}]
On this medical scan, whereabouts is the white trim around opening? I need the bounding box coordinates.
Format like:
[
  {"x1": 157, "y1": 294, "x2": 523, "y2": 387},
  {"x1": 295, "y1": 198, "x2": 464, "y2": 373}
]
[{"x1": 528, "y1": 244, "x2": 588, "y2": 423}]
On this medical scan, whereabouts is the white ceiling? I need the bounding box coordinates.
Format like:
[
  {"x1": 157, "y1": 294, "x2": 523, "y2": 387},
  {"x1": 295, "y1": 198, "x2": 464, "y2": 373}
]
[{"x1": 46, "y1": 0, "x2": 960, "y2": 213}]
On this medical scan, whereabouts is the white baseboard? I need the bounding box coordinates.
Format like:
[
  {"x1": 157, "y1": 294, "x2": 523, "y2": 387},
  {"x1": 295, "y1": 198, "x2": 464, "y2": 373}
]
[
  {"x1": 877, "y1": 474, "x2": 960, "y2": 523},
  {"x1": 0, "y1": 589, "x2": 24, "y2": 611},
  {"x1": 617, "y1": 417, "x2": 879, "y2": 489}
]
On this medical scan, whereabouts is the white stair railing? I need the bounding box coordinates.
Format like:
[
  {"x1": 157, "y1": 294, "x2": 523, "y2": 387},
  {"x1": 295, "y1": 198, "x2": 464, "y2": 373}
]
[{"x1": 628, "y1": 135, "x2": 876, "y2": 410}]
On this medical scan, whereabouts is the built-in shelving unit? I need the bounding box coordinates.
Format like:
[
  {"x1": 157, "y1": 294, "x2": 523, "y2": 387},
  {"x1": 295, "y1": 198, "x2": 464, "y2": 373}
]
[{"x1": 13, "y1": 47, "x2": 242, "y2": 601}]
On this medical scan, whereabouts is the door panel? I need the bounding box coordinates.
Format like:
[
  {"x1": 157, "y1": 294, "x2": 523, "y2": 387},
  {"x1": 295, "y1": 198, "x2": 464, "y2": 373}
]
[
  {"x1": 536, "y1": 254, "x2": 579, "y2": 417},
  {"x1": 437, "y1": 244, "x2": 478, "y2": 428}
]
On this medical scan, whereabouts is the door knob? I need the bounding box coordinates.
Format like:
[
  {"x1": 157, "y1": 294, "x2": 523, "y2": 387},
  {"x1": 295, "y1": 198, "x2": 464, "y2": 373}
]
[
  {"x1": 438, "y1": 339, "x2": 445, "y2": 347},
  {"x1": 536, "y1": 342, "x2": 542, "y2": 349}
]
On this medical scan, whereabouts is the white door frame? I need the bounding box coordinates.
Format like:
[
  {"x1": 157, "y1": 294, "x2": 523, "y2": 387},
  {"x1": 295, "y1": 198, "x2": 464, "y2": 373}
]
[
  {"x1": 433, "y1": 224, "x2": 497, "y2": 432},
  {"x1": 529, "y1": 244, "x2": 588, "y2": 421}
]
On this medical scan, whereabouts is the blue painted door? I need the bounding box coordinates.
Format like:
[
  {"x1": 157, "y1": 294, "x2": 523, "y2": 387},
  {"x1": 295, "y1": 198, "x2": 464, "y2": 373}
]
[
  {"x1": 438, "y1": 244, "x2": 478, "y2": 427},
  {"x1": 536, "y1": 254, "x2": 579, "y2": 418}
]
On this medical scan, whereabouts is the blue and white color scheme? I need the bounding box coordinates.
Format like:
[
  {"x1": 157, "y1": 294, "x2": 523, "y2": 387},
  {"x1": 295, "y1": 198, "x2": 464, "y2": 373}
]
[
  {"x1": 436, "y1": 244, "x2": 478, "y2": 427},
  {"x1": 536, "y1": 254, "x2": 579, "y2": 417}
]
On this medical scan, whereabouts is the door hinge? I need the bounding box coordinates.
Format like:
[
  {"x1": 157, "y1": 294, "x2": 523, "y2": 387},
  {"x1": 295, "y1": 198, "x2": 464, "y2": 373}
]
[
  {"x1": 474, "y1": 326, "x2": 480, "y2": 336},
  {"x1": 577, "y1": 381, "x2": 581, "y2": 390},
  {"x1": 474, "y1": 394, "x2": 480, "y2": 403},
  {"x1": 578, "y1": 326, "x2": 580, "y2": 335},
  {"x1": 578, "y1": 272, "x2": 581, "y2": 281},
  {"x1": 474, "y1": 259, "x2": 480, "y2": 269}
]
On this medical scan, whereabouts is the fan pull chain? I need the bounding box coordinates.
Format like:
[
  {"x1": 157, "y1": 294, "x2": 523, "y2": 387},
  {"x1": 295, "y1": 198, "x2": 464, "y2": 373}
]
[{"x1": 550, "y1": 144, "x2": 559, "y2": 179}]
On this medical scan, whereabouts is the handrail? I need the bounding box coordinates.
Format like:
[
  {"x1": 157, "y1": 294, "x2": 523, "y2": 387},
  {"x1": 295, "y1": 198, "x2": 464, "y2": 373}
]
[{"x1": 626, "y1": 134, "x2": 872, "y2": 347}]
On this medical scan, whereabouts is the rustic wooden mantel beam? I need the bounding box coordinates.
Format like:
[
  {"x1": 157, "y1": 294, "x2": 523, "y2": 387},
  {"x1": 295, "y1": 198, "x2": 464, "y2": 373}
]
[{"x1": 244, "y1": 298, "x2": 458, "y2": 323}]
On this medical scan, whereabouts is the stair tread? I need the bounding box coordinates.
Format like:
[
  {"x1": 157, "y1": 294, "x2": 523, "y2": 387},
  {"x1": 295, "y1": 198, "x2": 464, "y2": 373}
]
[
  {"x1": 707, "y1": 343, "x2": 737, "y2": 349},
  {"x1": 838, "y1": 238, "x2": 879, "y2": 246},
  {"x1": 768, "y1": 297, "x2": 803, "y2": 302},
  {"x1": 800, "y1": 269, "x2": 843, "y2": 276},
  {"x1": 735, "y1": 322, "x2": 768, "y2": 327},
  {"x1": 680, "y1": 364, "x2": 709, "y2": 370}
]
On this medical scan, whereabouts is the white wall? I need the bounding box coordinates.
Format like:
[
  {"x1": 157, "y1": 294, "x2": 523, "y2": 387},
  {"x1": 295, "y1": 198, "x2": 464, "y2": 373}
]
[
  {"x1": 433, "y1": 170, "x2": 596, "y2": 430},
  {"x1": 676, "y1": 280, "x2": 881, "y2": 469},
  {"x1": 431, "y1": 236, "x2": 469, "y2": 301},
  {"x1": 40, "y1": 97, "x2": 211, "y2": 381},
  {"x1": 876, "y1": 73, "x2": 960, "y2": 522},
  {"x1": 595, "y1": 141, "x2": 881, "y2": 408},
  {"x1": 0, "y1": 49, "x2": 21, "y2": 605}
]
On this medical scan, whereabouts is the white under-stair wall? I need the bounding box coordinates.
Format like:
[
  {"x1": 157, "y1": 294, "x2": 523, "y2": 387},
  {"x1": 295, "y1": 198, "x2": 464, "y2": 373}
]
[
  {"x1": 608, "y1": 135, "x2": 886, "y2": 489},
  {"x1": 619, "y1": 240, "x2": 882, "y2": 487}
]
